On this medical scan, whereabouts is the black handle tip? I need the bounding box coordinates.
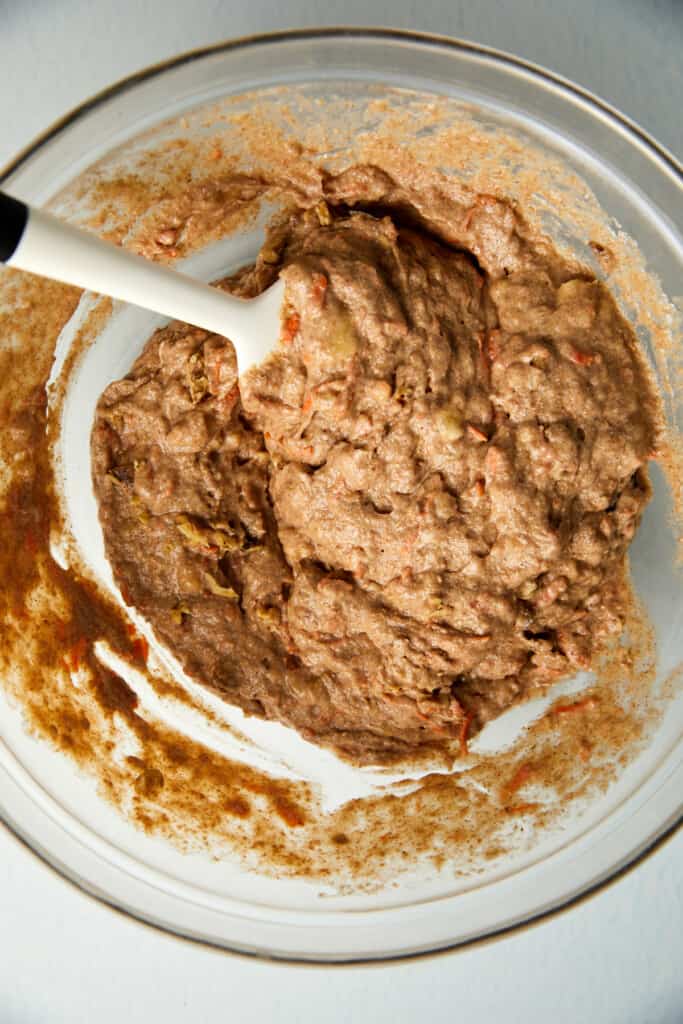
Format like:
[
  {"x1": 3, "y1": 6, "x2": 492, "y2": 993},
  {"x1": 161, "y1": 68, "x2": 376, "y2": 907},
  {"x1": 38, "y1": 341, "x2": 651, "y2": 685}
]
[{"x1": 0, "y1": 192, "x2": 29, "y2": 263}]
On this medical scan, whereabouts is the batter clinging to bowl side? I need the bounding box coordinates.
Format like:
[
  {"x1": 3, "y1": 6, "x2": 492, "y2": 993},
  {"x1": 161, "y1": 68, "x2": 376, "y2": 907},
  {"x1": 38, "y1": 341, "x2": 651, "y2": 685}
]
[{"x1": 91, "y1": 164, "x2": 658, "y2": 763}]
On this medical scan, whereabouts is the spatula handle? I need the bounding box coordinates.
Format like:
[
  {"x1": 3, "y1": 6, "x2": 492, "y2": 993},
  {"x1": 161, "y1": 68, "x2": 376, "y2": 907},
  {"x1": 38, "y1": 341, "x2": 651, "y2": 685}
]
[{"x1": 0, "y1": 190, "x2": 284, "y2": 373}]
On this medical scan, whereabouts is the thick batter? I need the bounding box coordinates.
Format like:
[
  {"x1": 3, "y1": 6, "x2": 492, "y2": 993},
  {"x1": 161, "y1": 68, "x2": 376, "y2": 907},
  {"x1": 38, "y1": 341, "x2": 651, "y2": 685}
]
[{"x1": 91, "y1": 166, "x2": 657, "y2": 762}]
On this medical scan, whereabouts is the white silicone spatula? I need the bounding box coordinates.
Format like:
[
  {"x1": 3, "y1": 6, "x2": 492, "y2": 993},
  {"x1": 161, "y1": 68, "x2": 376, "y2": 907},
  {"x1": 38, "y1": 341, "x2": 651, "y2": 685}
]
[{"x1": 0, "y1": 191, "x2": 285, "y2": 374}]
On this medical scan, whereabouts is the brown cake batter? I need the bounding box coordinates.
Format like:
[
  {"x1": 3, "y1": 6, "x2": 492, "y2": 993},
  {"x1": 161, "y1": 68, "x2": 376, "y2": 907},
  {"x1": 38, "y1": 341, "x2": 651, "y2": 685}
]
[{"x1": 91, "y1": 166, "x2": 657, "y2": 762}]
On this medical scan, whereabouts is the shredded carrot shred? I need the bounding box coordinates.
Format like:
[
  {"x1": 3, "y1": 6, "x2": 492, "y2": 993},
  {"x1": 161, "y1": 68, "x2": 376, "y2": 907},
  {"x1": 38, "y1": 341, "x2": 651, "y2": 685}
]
[
  {"x1": 553, "y1": 696, "x2": 597, "y2": 715},
  {"x1": 126, "y1": 624, "x2": 149, "y2": 663},
  {"x1": 507, "y1": 802, "x2": 539, "y2": 815},
  {"x1": 461, "y1": 207, "x2": 476, "y2": 231},
  {"x1": 505, "y1": 763, "x2": 533, "y2": 795},
  {"x1": 466, "y1": 423, "x2": 488, "y2": 443},
  {"x1": 132, "y1": 636, "x2": 149, "y2": 663},
  {"x1": 216, "y1": 383, "x2": 239, "y2": 415},
  {"x1": 475, "y1": 332, "x2": 490, "y2": 381},
  {"x1": 311, "y1": 272, "x2": 328, "y2": 304},
  {"x1": 568, "y1": 347, "x2": 596, "y2": 366},
  {"x1": 63, "y1": 636, "x2": 88, "y2": 672},
  {"x1": 281, "y1": 312, "x2": 300, "y2": 345}
]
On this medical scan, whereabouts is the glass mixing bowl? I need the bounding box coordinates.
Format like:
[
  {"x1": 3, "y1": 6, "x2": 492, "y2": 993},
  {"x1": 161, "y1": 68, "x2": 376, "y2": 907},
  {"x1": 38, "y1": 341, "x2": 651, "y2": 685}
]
[{"x1": 0, "y1": 29, "x2": 681, "y2": 962}]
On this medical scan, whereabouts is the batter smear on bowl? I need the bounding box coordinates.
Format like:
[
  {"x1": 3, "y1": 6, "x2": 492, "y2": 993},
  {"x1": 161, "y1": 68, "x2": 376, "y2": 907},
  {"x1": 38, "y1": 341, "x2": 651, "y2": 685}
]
[{"x1": 91, "y1": 166, "x2": 658, "y2": 763}]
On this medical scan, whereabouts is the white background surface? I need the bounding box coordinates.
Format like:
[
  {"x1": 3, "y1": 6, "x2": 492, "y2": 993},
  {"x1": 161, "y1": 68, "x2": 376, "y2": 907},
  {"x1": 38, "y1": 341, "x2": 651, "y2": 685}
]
[{"x1": 1, "y1": 2, "x2": 681, "y2": 1022}]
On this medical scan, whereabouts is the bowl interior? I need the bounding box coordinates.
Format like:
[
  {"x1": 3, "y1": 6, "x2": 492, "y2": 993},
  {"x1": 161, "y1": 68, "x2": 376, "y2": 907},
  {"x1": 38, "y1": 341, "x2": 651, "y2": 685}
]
[{"x1": 1, "y1": 33, "x2": 681, "y2": 961}]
